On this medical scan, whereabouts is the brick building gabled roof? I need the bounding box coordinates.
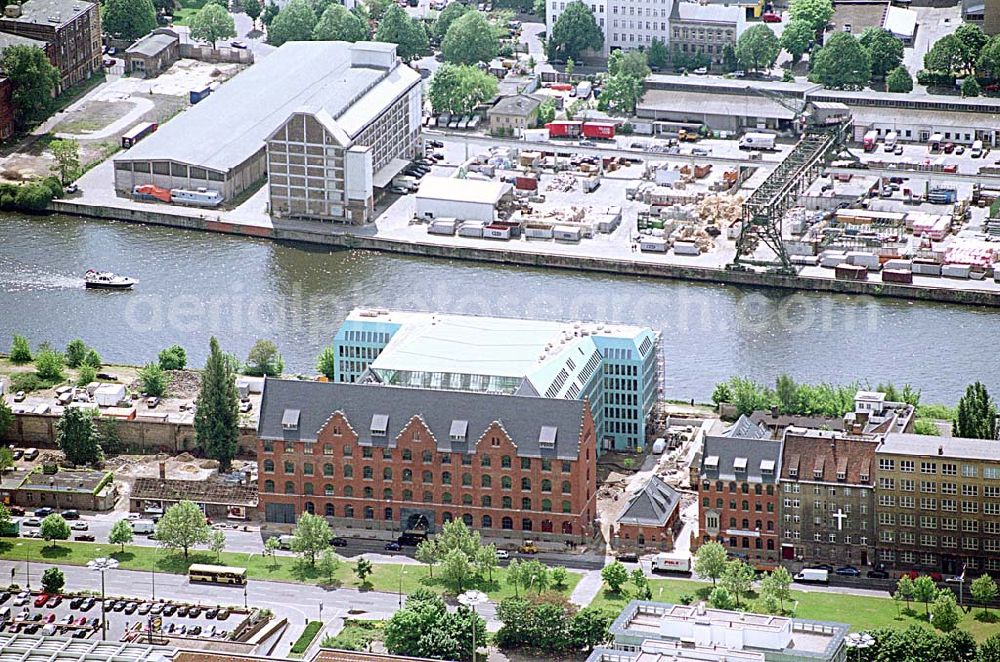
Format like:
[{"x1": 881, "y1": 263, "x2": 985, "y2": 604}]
[
  {"x1": 700, "y1": 434, "x2": 783, "y2": 484},
  {"x1": 616, "y1": 474, "x2": 680, "y2": 527},
  {"x1": 779, "y1": 428, "x2": 878, "y2": 485}
]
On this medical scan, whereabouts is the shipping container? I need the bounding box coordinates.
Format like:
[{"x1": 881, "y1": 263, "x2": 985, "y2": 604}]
[
  {"x1": 189, "y1": 85, "x2": 212, "y2": 105},
  {"x1": 882, "y1": 269, "x2": 913, "y2": 284},
  {"x1": 428, "y1": 219, "x2": 457, "y2": 235},
  {"x1": 553, "y1": 225, "x2": 581, "y2": 242},
  {"x1": 546, "y1": 120, "x2": 583, "y2": 138},
  {"x1": 942, "y1": 264, "x2": 971, "y2": 279},
  {"x1": 581, "y1": 121, "x2": 615, "y2": 139},
  {"x1": 524, "y1": 224, "x2": 553, "y2": 239},
  {"x1": 673, "y1": 240, "x2": 700, "y2": 256},
  {"x1": 927, "y1": 188, "x2": 957, "y2": 205},
  {"x1": 835, "y1": 264, "x2": 868, "y2": 280},
  {"x1": 640, "y1": 237, "x2": 668, "y2": 253},
  {"x1": 523, "y1": 128, "x2": 549, "y2": 142},
  {"x1": 514, "y1": 175, "x2": 538, "y2": 191},
  {"x1": 121, "y1": 121, "x2": 158, "y2": 149},
  {"x1": 458, "y1": 221, "x2": 484, "y2": 238},
  {"x1": 911, "y1": 260, "x2": 942, "y2": 276},
  {"x1": 484, "y1": 224, "x2": 511, "y2": 240}
]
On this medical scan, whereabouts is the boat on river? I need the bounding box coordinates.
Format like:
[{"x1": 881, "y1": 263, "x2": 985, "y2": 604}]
[{"x1": 84, "y1": 270, "x2": 136, "y2": 290}]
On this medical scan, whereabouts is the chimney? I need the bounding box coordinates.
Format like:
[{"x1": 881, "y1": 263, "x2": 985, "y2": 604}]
[
  {"x1": 938, "y1": 445, "x2": 944, "y2": 456},
  {"x1": 159, "y1": 461, "x2": 167, "y2": 480},
  {"x1": 770, "y1": 405, "x2": 779, "y2": 418}
]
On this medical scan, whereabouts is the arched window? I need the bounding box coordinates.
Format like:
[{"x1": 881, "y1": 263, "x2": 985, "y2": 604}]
[
  {"x1": 363, "y1": 466, "x2": 374, "y2": 480},
  {"x1": 325, "y1": 503, "x2": 334, "y2": 516},
  {"x1": 323, "y1": 444, "x2": 332, "y2": 455},
  {"x1": 481, "y1": 455, "x2": 491, "y2": 467},
  {"x1": 502, "y1": 476, "x2": 512, "y2": 490},
  {"x1": 323, "y1": 463, "x2": 333, "y2": 476},
  {"x1": 462, "y1": 494, "x2": 473, "y2": 505},
  {"x1": 767, "y1": 539, "x2": 775, "y2": 550},
  {"x1": 403, "y1": 489, "x2": 413, "y2": 501},
  {"x1": 542, "y1": 499, "x2": 552, "y2": 512},
  {"x1": 384, "y1": 467, "x2": 393, "y2": 480},
  {"x1": 284, "y1": 461, "x2": 294, "y2": 474},
  {"x1": 344, "y1": 504, "x2": 354, "y2": 518},
  {"x1": 423, "y1": 491, "x2": 434, "y2": 503},
  {"x1": 385, "y1": 508, "x2": 393, "y2": 521},
  {"x1": 442, "y1": 512, "x2": 453, "y2": 523},
  {"x1": 363, "y1": 506, "x2": 374, "y2": 520},
  {"x1": 363, "y1": 486, "x2": 373, "y2": 498},
  {"x1": 384, "y1": 488, "x2": 393, "y2": 500},
  {"x1": 462, "y1": 473, "x2": 472, "y2": 487},
  {"x1": 522, "y1": 518, "x2": 533, "y2": 531},
  {"x1": 521, "y1": 478, "x2": 531, "y2": 491},
  {"x1": 324, "y1": 484, "x2": 334, "y2": 496},
  {"x1": 462, "y1": 513, "x2": 473, "y2": 526},
  {"x1": 284, "y1": 481, "x2": 295, "y2": 494},
  {"x1": 343, "y1": 465, "x2": 353, "y2": 478},
  {"x1": 501, "y1": 516, "x2": 513, "y2": 530},
  {"x1": 304, "y1": 502, "x2": 315, "y2": 514},
  {"x1": 442, "y1": 471, "x2": 452, "y2": 485},
  {"x1": 501, "y1": 455, "x2": 512, "y2": 468},
  {"x1": 742, "y1": 500, "x2": 749, "y2": 511},
  {"x1": 263, "y1": 460, "x2": 274, "y2": 472},
  {"x1": 442, "y1": 492, "x2": 453, "y2": 504},
  {"x1": 522, "y1": 497, "x2": 532, "y2": 510},
  {"x1": 561, "y1": 481, "x2": 571, "y2": 494},
  {"x1": 562, "y1": 522, "x2": 573, "y2": 535},
  {"x1": 402, "y1": 449, "x2": 412, "y2": 461},
  {"x1": 403, "y1": 469, "x2": 413, "y2": 482},
  {"x1": 542, "y1": 520, "x2": 554, "y2": 533},
  {"x1": 562, "y1": 500, "x2": 572, "y2": 513},
  {"x1": 503, "y1": 496, "x2": 512, "y2": 509},
  {"x1": 481, "y1": 475, "x2": 492, "y2": 488},
  {"x1": 542, "y1": 479, "x2": 552, "y2": 492},
  {"x1": 344, "y1": 485, "x2": 354, "y2": 497},
  {"x1": 264, "y1": 480, "x2": 274, "y2": 493},
  {"x1": 304, "y1": 483, "x2": 314, "y2": 496},
  {"x1": 422, "y1": 450, "x2": 433, "y2": 463},
  {"x1": 481, "y1": 495, "x2": 492, "y2": 507},
  {"x1": 423, "y1": 471, "x2": 433, "y2": 484},
  {"x1": 482, "y1": 515, "x2": 493, "y2": 528},
  {"x1": 303, "y1": 463, "x2": 314, "y2": 476}
]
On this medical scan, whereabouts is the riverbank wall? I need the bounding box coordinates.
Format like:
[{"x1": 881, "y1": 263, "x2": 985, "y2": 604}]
[{"x1": 50, "y1": 200, "x2": 1000, "y2": 308}]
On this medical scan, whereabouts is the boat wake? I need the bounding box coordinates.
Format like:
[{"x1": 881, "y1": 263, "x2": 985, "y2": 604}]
[{"x1": 0, "y1": 255, "x2": 83, "y2": 291}]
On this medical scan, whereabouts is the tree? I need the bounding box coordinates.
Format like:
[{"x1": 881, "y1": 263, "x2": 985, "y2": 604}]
[
  {"x1": 432, "y1": 1, "x2": 468, "y2": 40},
  {"x1": 82, "y1": 348, "x2": 101, "y2": 369},
  {"x1": 262, "y1": 0, "x2": 279, "y2": 25},
  {"x1": 34, "y1": 348, "x2": 64, "y2": 381},
  {"x1": 932, "y1": 590, "x2": 961, "y2": 632},
  {"x1": 190, "y1": 3, "x2": 236, "y2": 45},
  {"x1": 441, "y1": 547, "x2": 473, "y2": 592},
  {"x1": 720, "y1": 560, "x2": 755, "y2": 608},
  {"x1": 630, "y1": 568, "x2": 651, "y2": 600},
  {"x1": 694, "y1": 541, "x2": 727, "y2": 586},
  {"x1": 962, "y1": 76, "x2": 981, "y2": 97},
  {"x1": 895, "y1": 575, "x2": 915, "y2": 611},
  {"x1": 415, "y1": 539, "x2": 438, "y2": 577},
  {"x1": 913, "y1": 575, "x2": 938, "y2": 616},
  {"x1": 475, "y1": 543, "x2": 498, "y2": 582},
  {"x1": 551, "y1": 565, "x2": 569, "y2": 589},
  {"x1": 978, "y1": 35, "x2": 1000, "y2": 80},
  {"x1": 944, "y1": 630, "x2": 977, "y2": 662},
  {"x1": 954, "y1": 382, "x2": 998, "y2": 440},
  {"x1": 57, "y1": 407, "x2": 101, "y2": 466},
  {"x1": 428, "y1": 63, "x2": 497, "y2": 115},
  {"x1": 108, "y1": 519, "x2": 134, "y2": 552},
  {"x1": 40, "y1": 514, "x2": 70, "y2": 547},
  {"x1": 780, "y1": 19, "x2": 813, "y2": 64},
  {"x1": 564, "y1": 57, "x2": 575, "y2": 76},
  {"x1": 195, "y1": 337, "x2": 240, "y2": 471},
  {"x1": 972, "y1": 574, "x2": 998, "y2": 615},
  {"x1": 736, "y1": 24, "x2": 780, "y2": 73},
  {"x1": 355, "y1": 558, "x2": 373, "y2": 586},
  {"x1": 102, "y1": 0, "x2": 157, "y2": 40},
  {"x1": 886, "y1": 66, "x2": 913, "y2": 93},
  {"x1": 138, "y1": 363, "x2": 168, "y2": 398},
  {"x1": 442, "y1": 11, "x2": 498, "y2": 65},
  {"x1": 155, "y1": 500, "x2": 211, "y2": 558},
  {"x1": 41, "y1": 567, "x2": 65, "y2": 594},
  {"x1": 315, "y1": 346, "x2": 337, "y2": 380},
  {"x1": 954, "y1": 23, "x2": 988, "y2": 75},
  {"x1": 859, "y1": 27, "x2": 903, "y2": 79},
  {"x1": 313, "y1": 4, "x2": 368, "y2": 41},
  {"x1": 64, "y1": 339, "x2": 87, "y2": 368},
  {"x1": 9, "y1": 335, "x2": 32, "y2": 363},
  {"x1": 788, "y1": 0, "x2": 832, "y2": 31},
  {"x1": 522, "y1": 559, "x2": 550, "y2": 595},
  {"x1": 1, "y1": 46, "x2": 59, "y2": 129},
  {"x1": 537, "y1": 97, "x2": 556, "y2": 125},
  {"x1": 363, "y1": 0, "x2": 391, "y2": 20},
  {"x1": 597, "y1": 72, "x2": 643, "y2": 113},
  {"x1": 547, "y1": 1, "x2": 603, "y2": 62},
  {"x1": 0, "y1": 448, "x2": 11, "y2": 475},
  {"x1": 506, "y1": 558, "x2": 523, "y2": 597},
  {"x1": 924, "y1": 34, "x2": 963, "y2": 74},
  {"x1": 810, "y1": 32, "x2": 871, "y2": 89},
  {"x1": 609, "y1": 49, "x2": 650, "y2": 78},
  {"x1": 243, "y1": 0, "x2": 262, "y2": 27},
  {"x1": 317, "y1": 548, "x2": 340, "y2": 583},
  {"x1": 385, "y1": 590, "x2": 484, "y2": 661},
  {"x1": 374, "y1": 6, "x2": 428, "y2": 61},
  {"x1": 569, "y1": 607, "x2": 612, "y2": 652},
  {"x1": 268, "y1": 0, "x2": 316, "y2": 45},
  {"x1": 601, "y1": 561, "x2": 628, "y2": 593},
  {"x1": 0, "y1": 399, "x2": 12, "y2": 442},
  {"x1": 759, "y1": 567, "x2": 793, "y2": 613},
  {"x1": 775, "y1": 374, "x2": 798, "y2": 414},
  {"x1": 709, "y1": 585, "x2": 736, "y2": 610},
  {"x1": 980, "y1": 634, "x2": 1000, "y2": 662},
  {"x1": 209, "y1": 529, "x2": 226, "y2": 559},
  {"x1": 158, "y1": 345, "x2": 187, "y2": 371},
  {"x1": 245, "y1": 339, "x2": 284, "y2": 377},
  {"x1": 648, "y1": 37, "x2": 668, "y2": 69},
  {"x1": 290, "y1": 511, "x2": 332, "y2": 567}
]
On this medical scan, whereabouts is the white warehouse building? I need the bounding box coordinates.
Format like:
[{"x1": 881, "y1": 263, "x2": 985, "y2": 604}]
[
  {"x1": 414, "y1": 176, "x2": 513, "y2": 223},
  {"x1": 113, "y1": 41, "x2": 421, "y2": 224}
]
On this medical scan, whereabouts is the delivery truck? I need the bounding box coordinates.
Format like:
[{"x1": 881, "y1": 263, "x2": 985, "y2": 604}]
[
  {"x1": 863, "y1": 130, "x2": 878, "y2": 152},
  {"x1": 651, "y1": 552, "x2": 690, "y2": 573},
  {"x1": 739, "y1": 132, "x2": 776, "y2": 151},
  {"x1": 130, "y1": 520, "x2": 155, "y2": 535},
  {"x1": 883, "y1": 131, "x2": 897, "y2": 151},
  {"x1": 794, "y1": 568, "x2": 829, "y2": 583}
]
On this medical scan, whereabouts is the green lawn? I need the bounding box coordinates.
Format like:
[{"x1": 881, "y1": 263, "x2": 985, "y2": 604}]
[
  {"x1": 170, "y1": 0, "x2": 208, "y2": 26},
  {"x1": 590, "y1": 579, "x2": 1000, "y2": 642},
  {"x1": 0, "y1": 539, "x2": 579, "y2": 601},
  {"x1": 320, "y1": 619, "x2": 383, "y2": 652}
]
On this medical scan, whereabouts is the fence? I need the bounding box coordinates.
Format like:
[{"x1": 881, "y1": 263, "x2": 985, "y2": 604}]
[{"x1": 179, "y1": 44, "x2": 254, "y2": 66}]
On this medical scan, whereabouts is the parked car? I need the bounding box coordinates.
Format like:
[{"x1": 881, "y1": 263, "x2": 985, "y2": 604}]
[
  {"x1": 762, "y1": 12, "x2": 782, "y2": 21},
  {"x1": 146, "y1": 396, "x2": 160, "y2": 409},
  {"x1": 61, "y1": 510, "x2": 80, "y2": 520},
  {"x1": 34, "y1": 508, "x2": 54, "y2": 518},
  {"x1": 139, "y1": 603, "x2": 152, "y2": 615},
  {"x1": 204, "y1": 608, "x2": 217, "y2": 619},
  {"x1": 230, "y1": 40, "x2": 247, "y2": 49},
  {"x1": 835, "y1": 565, "x2": 861, "y2": 577},
  {"x1": 163, "y1": 604, "x2": 177, "y2": 616},
  {"x1": 34, "y1": 594, "x2": 49, "y2": 608},
  {"x1": 616, "y1": 552, "x2": 639, "y2": 562},
  {"x1": 188, "y1": 606, "x2": 201, "y2": 618},
  {"x1": 150, "y1": 603, "x2": 164, "y2": 614},
  {"x1": 330, "y1": 537, "x2": 347, "y2": 547},
  {"x1": 70, "y1": 521, "x2": 88, "y2": 530},
  {"x1": 73, "y1": 534, "x2": 95, "y2": 542},
  {"x1": 495, "y1": 549, "x2": 510, "y2": 560},
  {"x1": 239, "y1": 401, "x2": 252, "y2": 413},
  {"x1": 384, "y1": 541, "x2": 401, "y2": 551},
  {"x1": 124, "y1": 602, "x2": 138, "y2": 614},
  {"x1": 894, "y1": 144, "x2": 903, "y2": 155},
  {"x1": 13, "y1": 593, "x2": 29, "y2": 607},
  {"x1": 46, "y1": 596, "x2": 62, "y2": 608},
  {"x1": 9, "y1": 506, "x2": 23, "y2": 516},
  {"x1": 80, "y1": 598, "x2": 95, "y2": 611},
  {"x1": 13, "y1": 392, "x2": 25, "y2": 402}
]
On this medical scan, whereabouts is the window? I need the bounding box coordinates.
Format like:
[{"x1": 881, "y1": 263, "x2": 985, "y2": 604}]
[
  {"x1": 384, "y1": 488, "x2": 393, "y2": 500},
  {"x1": 942, "y1": 463, "x2": 957, "y2": 476},
  {"x1": 284, "y1": 461, "x2": 295, "y2": 474},
  {"x1": 383, "y1": 467, "x2": 392, "y2": 481},
  {"x1": 522, "y1": 518, "x2": 532, "y2": 531},
  {"x1": 963, "y1": 465, "x2": 978, "y2": 478},
  {"x1": 542, "y1": 459, "x2": 552, "y2": 472},
  {"x1": 343, "y1": 465, "x2": 353, "y2": 478},
  {"x1": 264, "y1": 459, "x2": 275, "y2": 473},
  {"x1": 284, "y1": 481, "x2": 295, "y2": 495},
  {"x1": 482, "y1": 475, "x2": 492, "y2": 488},
  {"x1": 423, "y1": 491, "x2": 433, "y2": 503},
  {"x1": 562, "y1": 461, "x2": 572, "y2": 473},
  {"x1": 878, "y1": 458, "x2": 895, "y2": 471},
  {"x1": 362, "y1": 447, "x2": 373, "y2": 459},
  {"x1": 521, "y1": 458, "x2": 531, "y2": 470},
  {"x1": 502, "y1": 456, "x2": 512, "y2": 469},
  {"x1": 542, "y1": 479, "x2": 552, "y2": 492},
  {"x1": 462, "y1": 494, "x2": 472, "y2": 506},
  {"x1": 900, "y1": 460, "x2": 914, "y2": 472},
  {"x1": 502, "y1": 496, "x2": 512, "y2": 509},
  {"x1": 562, "y1": 500, "x2": 572, "y2": 513},
  {"x1": 363, "y1": 487, "x2": 373, "y2": 498},
  {"x1": 502, "y1": 476, "x2": 512, "y2": 490},
  {"x1": 522, "y1": 478, "x2": 531, "y2": 491},
  {"x1": 403, "y1": 469, "x2": 412, "y2": 482},
  {"x1": 264, "y1": 480, "x2": 274, "y2": 493},
  {"x1": 402, "y1": 449, "x2": 412, "y2": 461},
  {"x1": 542, "y1": 499, "x2": 552, "y2": 512},
  {"x1": 442, "y1": 492, "x2": 453, "y2": 504},
  {"x1": 462, "y1": 473, "x2": 472, "y2": 487},
  {"x1": 481, "y1": 455, "x2": 491, "y2": 468},
  {"x1": 322, "y1": 463, "x2": 333, "y2": 477},
  {"x1": 363, "y1": 466, "x2": 373, "y2": 480},
  {"x1": 562, "y1": 481, "x2": 572, "y2": 494},
  {"x1": 481, "y1": 495, "x2": 492, "y2": 507},
  {"x1": 920, "y1": 462, "x2": 937, "y2": 474},
  {"x1": 522, "y1": 497, "x2": 532, "y2": 510},
  {"x1": 441, "y1": 454, "x2": 451, "y2": 465},
  {"x1": 482, "y1": 515, "x2": 492, "y2": 528},
  {"x1": 422, "y1": 450, "x2": 432, "y2": 463},
  {"x1": 442, "y1": 471, "x2": 452, "y2": 485},
  {"x1": 343, "y1": 445, "x2": 353, "y2": 457},
  {"x1": 502, "y1": 516, "x2": 513, "y2": 530}
]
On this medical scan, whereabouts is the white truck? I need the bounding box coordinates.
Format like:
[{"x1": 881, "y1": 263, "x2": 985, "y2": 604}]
[
  {"x1": 523, "y1": 128, "x2": 549, "y2": 143},
  {"x1": 883, "y1": 131, "x2": 898, "y2": 151},
  {"x1": 277, "y1": 534, "x2": 295, "y2": 550},
  {"x1": 794, "y1": 568, "x2": 829, "y2": 583},
  {"x1": 651, "y1": 552, "x2": 690, "y2": 573},
  {"x1": 391, "y1": 175, "x2": 418, "y2": 191},
  {"x1": 738, "y1": 132, "x2": 776, "y2": 151},
  {"x1": 575, "y1": 80, "x2": 592, "y2": 99},
  {"x1": 130, "y1": 519, "x2": 155, "y2": 535}
]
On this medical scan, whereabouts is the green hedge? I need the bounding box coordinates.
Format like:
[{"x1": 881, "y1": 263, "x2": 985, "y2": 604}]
[{"x1": 290, "y1": 621, "x2": 323, "y2": 655}]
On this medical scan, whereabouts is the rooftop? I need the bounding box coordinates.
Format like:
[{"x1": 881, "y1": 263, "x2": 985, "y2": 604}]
[
  {"x1": 780, "y1": 429, "x2": 878, "y2": 485},
  {"x1": 587, "y1": 640, "x2": 765, "y2": 662},
  {"x1": 130, "y1": 478, "x2": 258, "y2": 507},
  {"x1": 701, "y1": 431, "x2": 782, "y2": 484},
  {"x1": 125, "y1": 31, "x2": 178, "y2": 57},
  {"x1": 0, "y1": 0, "x2": 93, "y2": 26},
  {"x1": 257, "y1": 378, "x2": 589, "y2": 460},
  {"x1": 672, "y1": 1, "x2": 745, "y2": 24},
  {"x1": 617, "y1": 474, "x2": 680, "y2": 527},
  {"x1": 415, "y1": 176, "x2": 512, "y2": 205},
  {"x1": 21, "y1": 469, "x2": 110, "y2": 494},
  {"x1": 637, "y1": 89, "x2": 797, "y2": 121},
  {"x1": 0, "y1": 635, "x2": 174, "y2": 662},
  {"x1": 883, "y1": 5, "x2": 917, "y2": 38},
  {"x1": 878, "y1": 432, "x2": 1000, "y2": 461},
  {"x1": 115, "y1": 41, "x2": 418, "y2": 173},
  {"x1": 176, "y1": 650, "x2": 441, "y2": 662},
  {"x1": 489, "y1": 94, "x2": 542, "y2": 117},
  {"x1": 0, "y1": 32, "x2": 46, "y2": 49}
]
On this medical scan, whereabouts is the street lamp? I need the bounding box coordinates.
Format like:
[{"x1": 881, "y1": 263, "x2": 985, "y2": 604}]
[
  {"x1": 16, "y1": 542, "x2": 30, "y2": 590},
  {"x1": 457, "y1": 590, "x2": 488, "y2": 662},
  {"x1": 87, "y1": 556, "x2": 119, "y2": 641},
  {"x1": 398, "y1": 564, "x2": 406, "y2": 608},
  {"x1": 844, "y1": 632, "x2": 875, "y2": 662}
]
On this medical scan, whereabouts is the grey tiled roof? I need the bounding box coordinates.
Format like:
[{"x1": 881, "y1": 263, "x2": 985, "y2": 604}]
[
  {"x1": 722, "y1": 414, "x2": 770, "y2": 440},
  {"x1": 489, "y1": 94, "x2": 541, "y2": 118},
  {"x1": 617, "y1": 474, "x2": 680, "y2": 527},
  {"x1": 258, "y1": 378, "x2": 588, "y2": 460},
  {"x1": 126, "y1": 32, "x2": 177, "y2": 58},
  {"x1": 701, "y1": 433, "x2": 783, "y2": 484}
]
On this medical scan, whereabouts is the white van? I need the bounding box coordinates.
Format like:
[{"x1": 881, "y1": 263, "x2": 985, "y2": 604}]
[
  {"x1": 794, "y1": 568, "x2": 829, "y2": 583},
  {"x1": 277, "y1": 534, "x2": 295, "y2": 550},
  {"x1": 23, "y1": 448, "x2": 38, "y2": 461},
  {"x1": 883, "y1": 131, "x2": 898, "y2": 151},
  {"x1": 971, "y1": 139, "x2": 984, "y2": 158}
]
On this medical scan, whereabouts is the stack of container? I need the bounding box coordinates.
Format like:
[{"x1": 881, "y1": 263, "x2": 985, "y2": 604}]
[
  {"x1": 835, "y1": 264, "x2": 868, "y2": 280},
  {"x1": 845, "y1": 251, "x2": 881, "y2": 271},
  {"x1": 428, "y1": 218, "x2": 457, "y2": 236},
  {"x1": 820, "y1": 250, "x2": 848, "y2": 268}
]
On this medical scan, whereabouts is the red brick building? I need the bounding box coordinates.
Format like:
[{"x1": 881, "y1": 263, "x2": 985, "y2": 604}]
[
  {"x1": 613, "y1": 473, "x2": 682, "y2": 554},
  {"x1": 697, "y1": 417, "x2": 783, "y2": 564},
  {"x1": 0, "y1": 77, "x2": 14, "y2": 140},
  {"x1": 256, "y1": 379, "x2": 599, "y2": 543}
]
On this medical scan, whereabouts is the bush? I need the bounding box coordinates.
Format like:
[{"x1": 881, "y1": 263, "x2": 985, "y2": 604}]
[
  {"x1": 290, "y1": 621, "x2": 323, "y2": 655},
  {"x1": 915, "y1": 69, "x2": 955, "y2": 87},
  {"x1": 42, "y1": 176, "x2": 63, "y2": 199},
  {"x1": 9, "y1": 334, "x2": 32, "y2": 363},
  {"x1": 34, "y1": 349, "x2": 64, "y2": 381},
  {"x1": 158, "y1": 345, "x2": 187, "y2": 371},
  {"x1": 9, "y1": 372, "x2": 42, "y2": 393},
  {"x1": 76, "y1": 365, "x2": 97, "y2": 387},
  {"x1": 13, "y1": 181, "x2": 55, "y2": 212}
]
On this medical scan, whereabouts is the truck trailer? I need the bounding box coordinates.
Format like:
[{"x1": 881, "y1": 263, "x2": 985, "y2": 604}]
[
  {"x1": 582, "y1": 121, "x2": 616, "y2": 139},
  {"x1": 651, "y1": 553, "x2": 690, "y2": 573},
  {"x1": 863, "y1": 130, "x2": 878, "y2": 152},
  {"x1": 739, "y1": 132, "x2": 775, "y2": 151},
  {"x1": 546, "y1": 121, "x2": 583, "y2": 138}
]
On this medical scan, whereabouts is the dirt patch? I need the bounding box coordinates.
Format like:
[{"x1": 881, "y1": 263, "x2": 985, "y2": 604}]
[{"x1": 54, "y1": 100, "x2": 135, "y2": 135}]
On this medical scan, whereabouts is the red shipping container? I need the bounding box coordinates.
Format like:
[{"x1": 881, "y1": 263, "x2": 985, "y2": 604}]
[
  {"x1": 582, "y1": 121, "x2": 616, "y2": 139},
  {"x1": 515, "y1": 175, "x2": 538, "y2": 190},
  {"x1": 546, "y1": 121, "x2": 582, "y2": 138},
  {"x1": 882, "y1": 269, "x2": 913, "y2": 284}
]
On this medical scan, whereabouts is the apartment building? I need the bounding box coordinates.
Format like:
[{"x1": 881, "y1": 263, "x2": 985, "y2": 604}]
[
  {"x1": 875, "y1": 432, "x2": 1000, "y2": 576},
  {"x1": 698, "y1": 416, "x2": 783, "y2": 564},
  {"x1": 778, "y1": 428, "x2": 878, "y2": 567},
  {"x1": 605, "y1": 0, "x2": 671, "y2": 53},
  {"x1": 669, "y1": 2, "x2": 745, "y2": 66},
  {"x1": 0, "y1": 0, "x2": 101, "y2": 93},
  {"x1": 331, "y1": 309, "x2": 662, "y2": 452},
  {"x1": 256, "y1": 378, "x2": 599, "y2": 543}
]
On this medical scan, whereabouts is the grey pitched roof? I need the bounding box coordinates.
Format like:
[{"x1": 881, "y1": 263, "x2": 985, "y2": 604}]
[
  {"x1": 721, "y1": 414, "x2": 770, "y2": 440},
  {"x1": 489, "y1": 94, "x2": 541, "y2": 117},
  {"x1": 617, "y1": 474, "x2": 680, "y2": 527},
  {"x1": 258, "y1": 378, "x2": 587, "y2": 460},
  {"x1": 701, "y1": 435, "x2": 783, "y2": 484},
  {"x1": 126, "y1": 32, "x2": 177, "y2": 58}
]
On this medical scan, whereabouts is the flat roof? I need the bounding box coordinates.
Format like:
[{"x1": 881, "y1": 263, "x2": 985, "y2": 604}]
[
  {"x1": 645, "y1": 74, "x2": 819, "y2": 96},
  {"x1": 883, "y1": 5, "x2": 917, "y2": 37},
  {"x1": 115, "y1": 41, "x2": 418, "y2": 173},
  {"x1": 0, "y1": 33, "x2": 46, "y2": 49},
  {"x1": 847, "y1": 104, "x2": 1000, "y2": 128},
  {"x1": 674, "y1": 1, "x2": 743, "y2": 23},
  {"x1": 0, "y1": 0, "x2": 92, "y2": 25},
  {"x1": 879, "y1": 432, "x2": 1000, "y2": 461},
  {"x1": 0, "y1": 635, "x2": 174, "y2": 662},
  {"x1": 415, "y1": 176, "x2": 512, "y2": 205},
  {"x1": 638, "y1": 89, "x2": 796, "y2": 120},
  {"x1": 21, "y1": 469, "x2": 109, "y2": 493}
]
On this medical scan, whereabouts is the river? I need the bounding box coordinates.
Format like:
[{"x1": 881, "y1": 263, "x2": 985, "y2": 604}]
[{"x1": 0, "y1": 214, "x2": 996, "y2": 403}]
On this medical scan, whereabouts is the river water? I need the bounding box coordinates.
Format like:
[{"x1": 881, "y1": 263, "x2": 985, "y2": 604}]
[{"x1": 0, "y1": 214, "x2": 996, "y2": 403}]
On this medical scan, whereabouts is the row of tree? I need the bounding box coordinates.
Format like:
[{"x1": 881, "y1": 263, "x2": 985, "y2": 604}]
[
  {"x1": 922, "y1": 23, "x2": 1000, "y2": 96},
  {"x1": 711, "y1": 374, "x2": 920, "y2": 418}
]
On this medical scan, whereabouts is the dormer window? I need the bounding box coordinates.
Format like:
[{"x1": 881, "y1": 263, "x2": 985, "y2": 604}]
[
  {"x1": 450, "y1": 420, "x2": 468, "y2": 442},
  {"x1": 539, "y1": 426, "x2": 557, "y2": 448},
  {"x1": 704, "y1": 455, "x2": 719, "y2": 469},
  {"x1": 760, "y1": 460, "x2": 775, "y2": 475},
  {"x1": 733, "y1": 457, "x2": 747, "y2": 473},
  {"x1": 371, "y1": 414, "x2": 388, "y2": 436},
  {"x1": 282, "y1": 409, "x2": 300, "y2": 431}
]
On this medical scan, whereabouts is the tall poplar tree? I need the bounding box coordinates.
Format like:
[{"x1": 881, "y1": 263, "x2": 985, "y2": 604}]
[{"x1": 195, "y1": 337, "x2": 239, "y2": 471}]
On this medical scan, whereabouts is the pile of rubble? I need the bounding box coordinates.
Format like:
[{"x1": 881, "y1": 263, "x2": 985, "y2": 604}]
[
  {"x1": 545, "y1": 173, "x2": 577, "y2": 192},
  {"x1": 697, "y1": 194, "x2": 743, "y2": 227}
]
